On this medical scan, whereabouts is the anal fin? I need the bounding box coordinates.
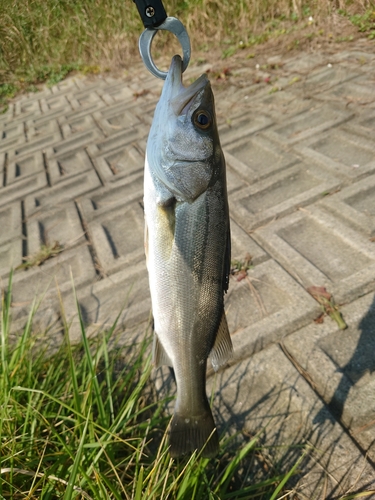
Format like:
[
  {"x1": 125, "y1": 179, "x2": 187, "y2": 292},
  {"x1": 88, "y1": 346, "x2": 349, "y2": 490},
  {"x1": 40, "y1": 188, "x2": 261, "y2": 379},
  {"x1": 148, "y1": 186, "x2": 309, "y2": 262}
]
[
  {"x1": 153, "y1": 333, "x2": 173, "y2": 368},
  {"x1": 209, "y1": 312, "x2": 233, "y2": 371}
]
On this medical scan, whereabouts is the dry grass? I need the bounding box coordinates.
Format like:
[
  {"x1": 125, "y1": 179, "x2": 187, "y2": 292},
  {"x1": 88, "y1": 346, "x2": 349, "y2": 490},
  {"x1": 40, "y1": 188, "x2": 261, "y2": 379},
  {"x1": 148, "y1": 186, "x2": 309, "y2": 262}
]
[
  {"x1": 0, "y1": 0, "x2": 373, "y2": 110},
  {"x1": 0, "y1": 0, "x2": 374, "y2": 86}
]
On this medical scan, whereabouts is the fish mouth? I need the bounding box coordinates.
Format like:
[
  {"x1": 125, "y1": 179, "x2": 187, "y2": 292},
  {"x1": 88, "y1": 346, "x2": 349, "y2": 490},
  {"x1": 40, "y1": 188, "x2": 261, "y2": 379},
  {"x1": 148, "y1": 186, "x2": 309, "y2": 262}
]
[{"x1": 165, "y1": 55, "x2": 209, "y2": 115}]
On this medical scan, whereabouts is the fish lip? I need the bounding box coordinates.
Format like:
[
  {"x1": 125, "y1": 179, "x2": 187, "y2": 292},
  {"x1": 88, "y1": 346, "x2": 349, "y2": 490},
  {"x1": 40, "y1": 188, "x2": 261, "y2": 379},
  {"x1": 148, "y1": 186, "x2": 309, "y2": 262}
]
[{"x1": 166, "y1": 55, "x2": 209, "y2": 115}]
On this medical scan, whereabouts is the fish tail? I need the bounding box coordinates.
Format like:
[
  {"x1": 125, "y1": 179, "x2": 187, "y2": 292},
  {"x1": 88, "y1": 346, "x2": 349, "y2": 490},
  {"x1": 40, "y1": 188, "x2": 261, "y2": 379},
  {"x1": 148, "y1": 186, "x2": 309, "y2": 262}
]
[{"x1": 169, "y1": 407, "x2": 219, "y2": 458}]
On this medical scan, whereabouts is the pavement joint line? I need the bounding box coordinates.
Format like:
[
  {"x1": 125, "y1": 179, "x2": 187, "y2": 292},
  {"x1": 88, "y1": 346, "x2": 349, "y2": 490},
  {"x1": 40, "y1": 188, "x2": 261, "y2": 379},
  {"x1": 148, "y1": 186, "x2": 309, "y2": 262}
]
[
  {"x1": 1, "y1": 40, "x2": 375, "y2": 493},
  {"x1": 74, "y1": 199, "x2": 107, "y2": 280}
]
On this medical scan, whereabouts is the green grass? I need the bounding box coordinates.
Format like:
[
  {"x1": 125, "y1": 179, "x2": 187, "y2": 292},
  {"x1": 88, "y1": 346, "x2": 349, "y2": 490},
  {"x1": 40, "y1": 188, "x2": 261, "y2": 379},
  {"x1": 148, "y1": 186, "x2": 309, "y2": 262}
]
[
  {"x1": 2, "y1": 275, "x2": 375, "y2": 498},
  {"x1": 0, "y1": 272, "x2": 310, "y2": 499},
  {"x1": 341, "y1": 8, "x2": 375, "y2": 39}
]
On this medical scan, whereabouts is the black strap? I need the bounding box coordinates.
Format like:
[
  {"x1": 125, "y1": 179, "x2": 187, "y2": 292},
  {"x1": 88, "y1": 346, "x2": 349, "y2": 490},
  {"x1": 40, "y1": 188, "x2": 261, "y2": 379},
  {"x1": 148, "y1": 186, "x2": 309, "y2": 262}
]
[{"x1": 133, "y1": 0, "x2": 167, "y2": 28}]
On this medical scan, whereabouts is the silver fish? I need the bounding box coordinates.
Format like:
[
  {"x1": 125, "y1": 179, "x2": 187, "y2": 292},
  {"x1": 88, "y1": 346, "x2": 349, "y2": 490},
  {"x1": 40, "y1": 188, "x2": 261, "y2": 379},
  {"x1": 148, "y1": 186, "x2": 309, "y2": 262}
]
[{"x1": 144, "y1": 55, "x2": 232, "y2": 458}]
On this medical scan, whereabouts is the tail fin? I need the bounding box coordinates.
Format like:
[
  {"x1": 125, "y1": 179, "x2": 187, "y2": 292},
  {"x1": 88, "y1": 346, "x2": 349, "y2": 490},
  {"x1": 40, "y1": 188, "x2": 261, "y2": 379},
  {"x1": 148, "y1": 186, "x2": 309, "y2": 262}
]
[{"x1": 169, "y1": 408, "x2": 219, "y2": 459}]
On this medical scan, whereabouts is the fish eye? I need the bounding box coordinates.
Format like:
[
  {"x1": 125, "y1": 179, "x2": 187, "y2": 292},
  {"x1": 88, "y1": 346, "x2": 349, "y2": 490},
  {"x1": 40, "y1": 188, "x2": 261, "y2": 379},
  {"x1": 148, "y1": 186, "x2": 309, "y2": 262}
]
[{"x1": 193, "y1": 110, "x2": 212, "y2": 130}]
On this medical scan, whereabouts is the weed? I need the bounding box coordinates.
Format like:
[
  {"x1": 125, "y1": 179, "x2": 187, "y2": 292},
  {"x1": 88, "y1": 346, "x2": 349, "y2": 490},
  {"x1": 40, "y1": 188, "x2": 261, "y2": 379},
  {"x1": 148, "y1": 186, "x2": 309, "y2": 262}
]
[
  {"x1": 17, "y1": 241, "x2": 64, "y2": 270},
  {"x1": 339, "y1": 8, "x2": 375, "y2": 38},
  {"x1": 0, "y1": 83, "x2": 19, "y2": 112}
]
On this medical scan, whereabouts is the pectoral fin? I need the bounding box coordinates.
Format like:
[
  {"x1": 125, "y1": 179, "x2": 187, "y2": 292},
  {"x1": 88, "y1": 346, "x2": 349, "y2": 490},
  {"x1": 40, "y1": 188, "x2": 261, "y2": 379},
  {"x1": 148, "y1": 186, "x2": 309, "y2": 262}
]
[
  {"x1": 209, "y1": 312, "x2": 233, "y2": 371},
  {"x1": 153, "y1": 333, "x2": 173, "y2": 368}
]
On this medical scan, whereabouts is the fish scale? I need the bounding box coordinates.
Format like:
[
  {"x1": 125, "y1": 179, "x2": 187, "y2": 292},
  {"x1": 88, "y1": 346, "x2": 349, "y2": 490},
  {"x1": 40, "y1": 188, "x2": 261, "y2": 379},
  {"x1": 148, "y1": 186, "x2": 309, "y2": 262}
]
[{"x1": 144, "y1": 54, "x2": 233, "y2": 458}]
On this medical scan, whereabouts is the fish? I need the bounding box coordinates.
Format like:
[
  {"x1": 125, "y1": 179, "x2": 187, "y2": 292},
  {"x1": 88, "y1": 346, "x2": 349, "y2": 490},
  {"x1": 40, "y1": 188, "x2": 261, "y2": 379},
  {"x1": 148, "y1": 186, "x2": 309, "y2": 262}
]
[{"x1": 144, "y1": 54, "x2": 233, "y2": 458}]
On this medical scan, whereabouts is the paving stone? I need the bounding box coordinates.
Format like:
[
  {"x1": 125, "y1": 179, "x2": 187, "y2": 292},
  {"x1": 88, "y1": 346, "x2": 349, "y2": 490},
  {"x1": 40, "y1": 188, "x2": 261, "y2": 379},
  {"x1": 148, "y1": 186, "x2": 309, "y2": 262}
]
[
  {"x1": 63, "y1": 260, "x2": 151, "y2": 342},
  {"x1": 6, "y1": 151, "x2": 45, "y2": 185},
  {"x1": 88, "y1": 126, "x2": 146, "y2": 156},
  {"x1": 26, "y1": 118, "x2": 61, "y2": 140},
  {"x1": 0, "y1": 134, "x2": 26, "y2": 154},
  {"x1": 128, "y1": 82, "x2": 163, "y2": 102},
  {"x1": 294, "y1": 127, "x2": 375, "y2": 180},
  {"x1": 0, "y1": 106, "x2": 14, "y2": 126},
  {"x1": 264, "y1": 104, "x2": 353, "y2": 145},
  {"x1": 39, "y1": 94, "x2": 73, "y2": 113},
  {"x1": 72, "y1": 89, "x2": 106, "y2": 108},
  {"x1": 342, "y1": 109, "x2": 375, "y2": 141},
  {"x1": 230, "y1": 219, "x2": 268, "y2": 266},
  {"x1": 79, "y1": 172, "x2": 144, "y2": 221},
  {"x1": 58, "y1": 102, "x2": 107, "y2": 125},
  {"x1": 282, "y1": 53, "x2": 326, "y2": 73},
  {"x1": 330, "y1": 50, "x2": 375, "y2": 66},
  {"x1": 10, "y1": 244, "x2": 97, "y2": 322},
  {"x1": 230, "y1": 162, "x2": 340, "y2": 232},
  {"x1": 225, "y1": 163, "x2": 245, "y2": 194},
  {"x1": 92, "y1": 106, "x2": 142, "y2": 136},
  {"x1": 90, "y1": 142, "x2": 144, "y2": 182},
  {"x1": 206, "y1": 343, "x2": 375, "y2": 497},
  {"x1": 14, "y1": 98, "x2": 42, "y2": 117},
  {"x1": 283, "y1": 292, "x2": 375, "y2": 461},
  {"x1": 320, "y1": 174, "x2": 375, "y2": 237},
  {"x1": 51, "y1": 77, "x2": 81, "y2": 93},
  {"x1": 219, "y1": 112, "x2": 273, "y2": 146},
  {"x1": 1, "y1": 112, "x2": 41, "y2": 131},
  {"x1": 47, "y1": 149, "x2": 96, "y2": 185},
  {"x1": 0, "y1": 122, "x2": 24, "y2": 141},
  {"x1": 9, "y1": 306, "x2": 63, "y2": 349},
  {"x1": 215, "y1": 85, "x2": 263, "y2": 114},
  {"x1": 137, "y1": 101, "x2": 160, "y2": 128},
  {"x1": 224, "y1": 259, "x2": 320, "y2": 362},
  {"x1": 88, "y1": 201, "x2": 145, "y2": 275},
  {"x1": 60, "y1": 113, "x2": 98, "y2": 138},
  {"x1": 7, "y1": 132, "x2": 62, "y2": 160},
  {"x1": 224, "y1": 133, "x2": 299, "y2": 183},
  {"x1": 294, "y1": 64, "x2": 359, "y2": 94},
  {"x1": 48, "y1": 129, "x2": 103, "y2": 155},
  {"x1": 0, "y1": 172, "x2": 48, "y2": 208},
  {"x1": 0, "y1": 152, "x2": 4, "y2": 175},
  {"x1": 253, "y1": 206, "x2": 375, "y2": 304},
  {"x1": 26, "y1": 201, "x2": 85, "y2": 255},
  {"x1": 250, "y1": 90, "x2": 313, "y2": 119},
  {"x1": 25, "y1": 108, "x2": 67, "y2": 128},
  {"x1": 318, "y1": 75, "x2": 375, "y2": 105},
  {"x1": 24, "y1": 170, "x2": 102, "y2": 210},
  {"x1": 96, "y1": 82, "x2": 135, "y2": 102},
  {"x1": 73, "y1": 78, "x2": 108, "y2": 92},
  {"x1": 0, "y1": 202, "x2": 22, "y2": 245},
  {"x1": 0, "y1": 239, "x2": 23, "y2": 277}
]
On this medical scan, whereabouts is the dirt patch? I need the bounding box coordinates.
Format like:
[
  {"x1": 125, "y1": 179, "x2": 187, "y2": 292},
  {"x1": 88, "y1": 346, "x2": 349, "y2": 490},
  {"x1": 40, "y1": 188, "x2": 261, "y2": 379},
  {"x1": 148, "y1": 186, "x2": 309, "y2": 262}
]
[{"x1": 135, "y1": 13, "x2": 372, "y2": 88}]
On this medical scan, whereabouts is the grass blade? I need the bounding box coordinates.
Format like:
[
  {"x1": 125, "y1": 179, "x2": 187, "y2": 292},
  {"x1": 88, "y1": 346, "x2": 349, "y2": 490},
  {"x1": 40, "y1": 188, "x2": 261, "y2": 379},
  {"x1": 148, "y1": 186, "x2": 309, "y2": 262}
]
[
  {"x1": 269, "y1": 449, "x2": 307, "y2": 500},
  {"x1": 71, "y1": 274, "x2": 108, "y2": 427},
  {"x1": 216, "y1": 433, "x2": 260, "y2": 496},
  {"x1": 63, "y1": 409, "x2": 91, "y2": 500},
  {"x1": 135, "y1": 465, "x2": 144, "y2": 500}
]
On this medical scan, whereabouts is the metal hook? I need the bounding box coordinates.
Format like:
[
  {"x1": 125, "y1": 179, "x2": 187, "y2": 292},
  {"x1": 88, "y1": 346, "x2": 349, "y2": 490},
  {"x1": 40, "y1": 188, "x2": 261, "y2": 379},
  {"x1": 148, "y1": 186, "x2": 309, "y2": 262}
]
[{"x1": 139, "y1": 17, "x2": 191, "y2": 80}]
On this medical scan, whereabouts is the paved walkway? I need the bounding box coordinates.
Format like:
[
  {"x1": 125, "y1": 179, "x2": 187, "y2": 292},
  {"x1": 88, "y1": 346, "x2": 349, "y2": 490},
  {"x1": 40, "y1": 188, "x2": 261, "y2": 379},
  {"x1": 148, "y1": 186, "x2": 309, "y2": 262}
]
[{"x1": 1, "y1": 40, "x2": 374, "y2": 496}]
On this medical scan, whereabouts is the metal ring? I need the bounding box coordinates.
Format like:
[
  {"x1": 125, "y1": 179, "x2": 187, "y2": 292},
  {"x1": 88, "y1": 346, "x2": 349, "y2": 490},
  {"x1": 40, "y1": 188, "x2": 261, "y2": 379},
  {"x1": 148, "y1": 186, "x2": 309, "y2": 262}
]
[{"x1": 139, "y1": 17, "x2": 191, "y2": 80}]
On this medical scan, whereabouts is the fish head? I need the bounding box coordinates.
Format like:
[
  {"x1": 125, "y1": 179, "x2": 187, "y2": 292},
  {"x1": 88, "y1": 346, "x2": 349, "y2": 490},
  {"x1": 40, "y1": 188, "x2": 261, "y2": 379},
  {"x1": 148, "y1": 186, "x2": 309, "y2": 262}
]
[{"x1": 147, "y1": 55, "x2": 222, "y2": 202}]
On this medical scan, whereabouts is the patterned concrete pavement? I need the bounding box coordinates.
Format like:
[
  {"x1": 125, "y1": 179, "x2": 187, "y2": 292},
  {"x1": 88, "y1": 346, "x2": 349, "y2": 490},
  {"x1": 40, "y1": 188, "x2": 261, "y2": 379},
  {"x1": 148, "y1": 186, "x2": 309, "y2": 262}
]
[{"x1": 1, "y1": 40, "x2": 374, "y2": 496}]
